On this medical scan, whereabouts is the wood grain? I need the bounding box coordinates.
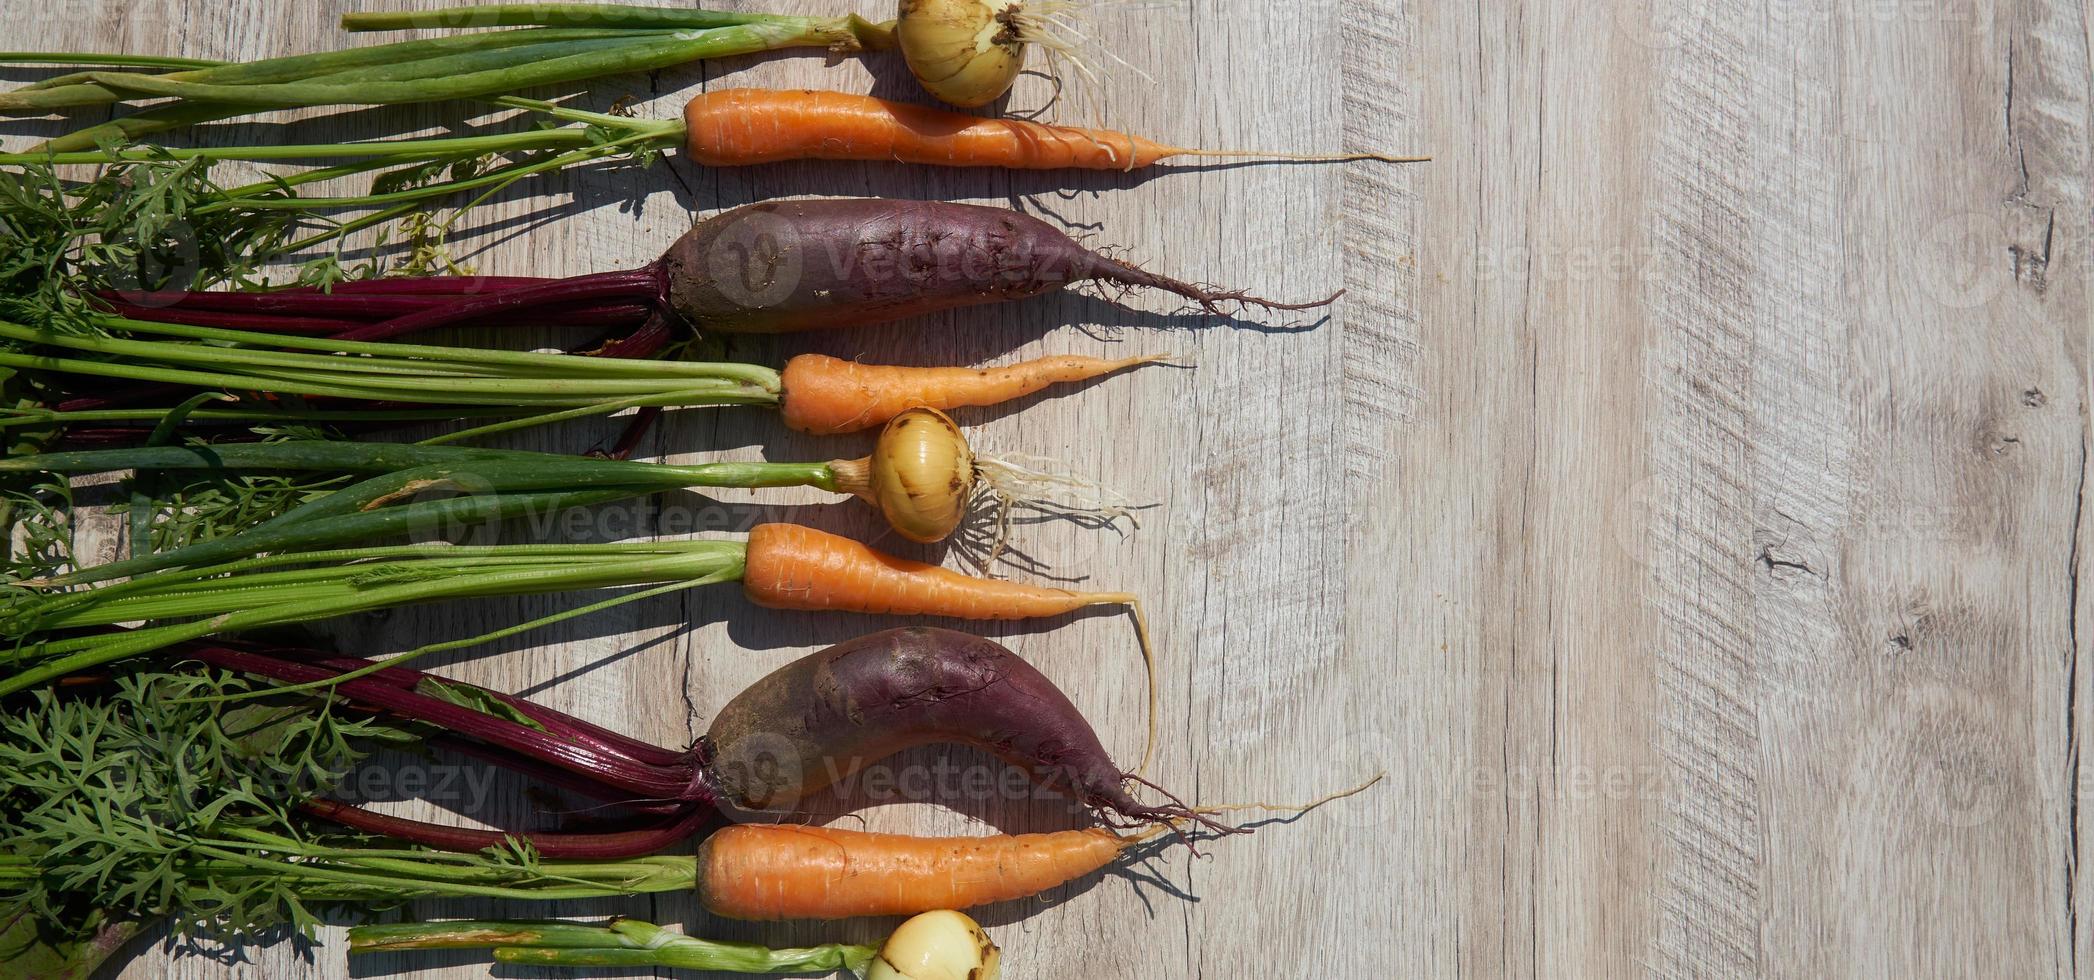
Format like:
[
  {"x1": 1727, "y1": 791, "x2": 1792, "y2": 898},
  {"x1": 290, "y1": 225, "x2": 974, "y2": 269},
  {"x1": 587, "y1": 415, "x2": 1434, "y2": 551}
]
[{"x1": 6, "y1": 0, "x2": 2093, "y2": 978}]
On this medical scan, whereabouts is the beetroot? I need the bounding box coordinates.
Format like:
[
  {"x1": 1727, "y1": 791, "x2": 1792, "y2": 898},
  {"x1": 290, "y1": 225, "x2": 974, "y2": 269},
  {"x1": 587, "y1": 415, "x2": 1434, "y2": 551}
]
[
  {"x1": 659, "y1": 198, "x2": 1336, "y2": 333},
  {"x1": 706, "y1": 626, "x2": 1179, "y2": 823},
  {"x1": 114, "y1": 199, "x2": 1338, "y2": 346},
  {"x1": 184, "y1": 627, "x2": 1207, "y2": 857}
]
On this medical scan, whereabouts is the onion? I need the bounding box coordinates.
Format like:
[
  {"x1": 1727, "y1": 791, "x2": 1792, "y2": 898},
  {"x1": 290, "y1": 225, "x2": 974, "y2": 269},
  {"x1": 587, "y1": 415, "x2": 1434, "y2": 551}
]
[
  {"x1": 866, "y1": 406, "x2": 978, "y2": 543},
  {"x1": 829, "y1": 407, "x2": 976, "y2": 543},
  {"x1": 896, "y1": 0, "x2": 1031, "y2": 107},
  {"x1": 866, "y1": 910, "x2": 1002, "y2": 980},
  {"x1": 831, "y1": 406, "x2": 1135, "y2": 545}
]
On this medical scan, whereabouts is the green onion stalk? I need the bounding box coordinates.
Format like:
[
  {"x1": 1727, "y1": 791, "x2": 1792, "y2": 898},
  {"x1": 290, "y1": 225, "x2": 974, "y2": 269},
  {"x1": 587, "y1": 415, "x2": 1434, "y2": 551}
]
[
  {"x1": 350, "y1": 910, "x2": 1005, "y2": 978},
  {"x1": 0, "y1": 462, "x2": 1134, "y2": 698},
  {"x1": 0, "y1": 316, "x2": 1130, "y2": 542},
  {"x1": 0, "y1": 6, "x2": 899, "y2": 153},
  {"x1": 349, "y1": 918, "x2": 880, "y2": 973}
]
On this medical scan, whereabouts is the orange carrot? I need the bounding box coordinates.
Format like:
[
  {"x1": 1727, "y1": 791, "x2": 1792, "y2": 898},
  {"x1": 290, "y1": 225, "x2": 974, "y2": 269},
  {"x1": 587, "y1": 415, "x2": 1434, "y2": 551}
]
[
  {"x1": 696, "y1": 823, "x2": 1132, "y2": 920},
  {"x1": 740, "y1": 523, "x2": 1131, "y2": 617},
  {"x1": 778, "y1": 352, "x2": 1165, "y2": 434},
  {"x1": 683, "y1": 88, "x2": 1426, "y2": 170}
]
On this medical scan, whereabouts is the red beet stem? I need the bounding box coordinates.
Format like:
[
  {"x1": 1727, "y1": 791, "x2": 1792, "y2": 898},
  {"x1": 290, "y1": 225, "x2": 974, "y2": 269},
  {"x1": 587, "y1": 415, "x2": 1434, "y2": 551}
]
[
  {"x1": 183, "y1": 644, "x2": 696, "y2": 799},
  {"x1": 588, "y1": 309, "x2": 677, "y2": 360},
  {"x1": 586, "y1": 311, "x2": 680, "y2": 458},
  {"x1": 197, "y1": 643, "x2": 689, "y2": 809},
  {"x1": 427, "y1": 735, "x2": 690, "y2": 814},
  {"x1": 96, "y1": 302, "x2": 372, "y2": 335},
  {"x1": 51, "y1": 428, "x2": 167, "y2": 447},
  {"x1": 531, "y1": 302, "x2": 657, "y2": 330},
  {"x1": 329, "y1": 267, "x2": 665, "y2": 343},
  {"x1": 289, "y1": 651, "x2": 693, "y2": 770},
  {"x1": 282, "y1": 275, "x2": 560, "y2": 295},
  {"x1": 301, "y1": 799, "x2": 712, "y2": 859},
  {"x1": 99, "y1": 299, "x2": 654, "y2": 335},
  {"x1": 106, "y1": 289, "x2": 450, "y2": 319}
]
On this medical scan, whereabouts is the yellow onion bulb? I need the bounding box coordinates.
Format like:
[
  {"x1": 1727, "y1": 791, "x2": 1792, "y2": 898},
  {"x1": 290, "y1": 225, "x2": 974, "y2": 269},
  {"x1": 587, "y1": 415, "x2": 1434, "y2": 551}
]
[
  {"x1": 897, "y1": 0, "x2": 1030, "y2": 107},
  {"x1": 867, "y1": 911, "x2": 1002, "y2": 980},
  {"x1": 833, "y1": 407, "x2": 977, "y2": 543}
]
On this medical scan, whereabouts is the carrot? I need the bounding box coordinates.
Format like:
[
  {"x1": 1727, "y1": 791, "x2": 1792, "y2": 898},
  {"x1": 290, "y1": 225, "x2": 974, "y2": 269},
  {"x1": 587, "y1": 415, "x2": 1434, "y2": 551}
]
[
  {"x1": 683, "y1": 88, "x2": 1427, "y2": 170},
  {"x1": 695, "y1": 823, "x2": 1134, "y2": 920},
  {"x1": 741, "y1": 522, "x2": 1129, "y2": 618},
  {"x1": 2, "y1": 525, "x2": 1157, "y2": 705},
  {"x1": 693, "y1": 779, "x2": 1383, "y2": 919},
  {"x1": 10, "y1": 320, "x2": 1157, "y2": 446},
  {"x1": 779, "y1": 352, "x2": 1165, "y2": 434}
]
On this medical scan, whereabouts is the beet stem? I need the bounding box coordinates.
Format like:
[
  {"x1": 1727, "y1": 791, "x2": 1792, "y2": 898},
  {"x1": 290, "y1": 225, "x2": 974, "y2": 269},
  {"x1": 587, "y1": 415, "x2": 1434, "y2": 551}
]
[
  {"x1": 282, "y1": 275, "x2": 561, "y2": 296},
  {"x1": 96, "y1": 301, "x2": 373, "y2": 335},
  {"x1": 105, "y1": 289, "x2": 450, "y2": 319},
  {"x1": 279, "y1": 649, "x2": 694, "y2": 770},
  {"x1": 602, "y1": 407, "x2": 663, "y2": 461},
  {"x1": 55, "y1": 385, "x2": 190, "y2": 414},
  {"x1": 586, "y1": 309, "x2": 677, "y2": 361},
  {"x1": 429, "y1": 735, "x2": 691, "y2": 814},
  {"x1": 329, "y1": 267, "x2": 665, "y2": 344},
  {"x1": 183, "y1": 644, "x2": 695, "y2": 798},
  {"x1": 301, "y1": 799, "x2": 711, "y2": 859}
]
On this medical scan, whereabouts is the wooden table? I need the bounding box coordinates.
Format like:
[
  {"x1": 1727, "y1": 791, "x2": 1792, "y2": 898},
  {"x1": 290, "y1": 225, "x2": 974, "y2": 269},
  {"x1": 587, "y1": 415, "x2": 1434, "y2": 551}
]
[{"x1": 7, "y1": 1, "x2": 2091, "y2": 978}]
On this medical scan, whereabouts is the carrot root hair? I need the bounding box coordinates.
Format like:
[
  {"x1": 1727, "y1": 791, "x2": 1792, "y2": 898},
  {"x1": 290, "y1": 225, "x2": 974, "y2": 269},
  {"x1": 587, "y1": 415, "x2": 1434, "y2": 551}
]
[
  {"x1": 1047, "y1": 591, "x2": 1157, "y2": 783},
  {"x1": 1128, "y1": 597, "x2": 1158, "y2": 778},
  {"x1": 1170, "y1": 148, "x2": 1433, "y2": 164}
]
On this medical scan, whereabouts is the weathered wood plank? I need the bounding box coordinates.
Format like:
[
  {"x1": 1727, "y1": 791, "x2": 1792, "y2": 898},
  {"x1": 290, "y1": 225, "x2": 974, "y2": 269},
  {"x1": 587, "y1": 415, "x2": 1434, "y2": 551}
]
[{"x1": 1375, "y1": 2, "x2": 2093, "y2": 980}]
